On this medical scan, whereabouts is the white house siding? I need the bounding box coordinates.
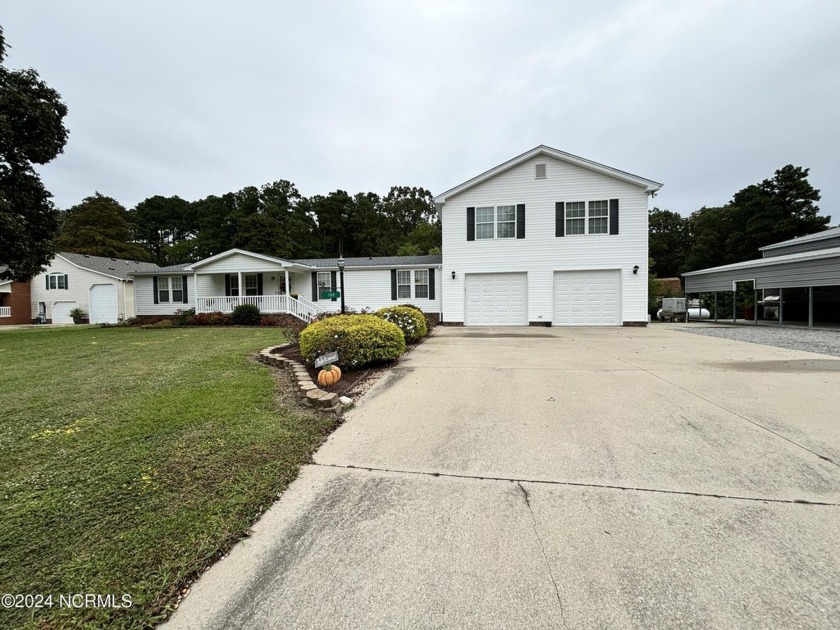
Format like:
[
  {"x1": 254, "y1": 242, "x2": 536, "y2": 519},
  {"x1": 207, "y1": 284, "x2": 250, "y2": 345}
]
[
  {"x1": 441, "y1": 155, "x2": 650, "y2": 325},
  {"x1": 133, "y1": 275, "x2": 195, "y2": 316},
  {"x1": 290, "y1": 268, "x2": 442, "y2": 314},
  {"x1": 30, "y1": 256, "x2": 130, "y2": 321}
]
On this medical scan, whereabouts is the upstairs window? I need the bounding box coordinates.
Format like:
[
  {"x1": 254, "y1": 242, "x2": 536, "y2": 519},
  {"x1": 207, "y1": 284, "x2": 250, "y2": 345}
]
[
  {"x1": 588, "y1": 200, "x2": 609, "y2": 234},
  {"x1": 46, "y1": 273, "x2": 68, "y2": 290},
  {"x1": 475, "y1": 207, "x2": 495, "y2": 239},
  {"x1": 496, "y1": 205, "x2": 516, "y2": 238},
  {"x1": 565, "y1": 200, "x2": 609, "y2": 235},
  {"x1": 565, "y1": 202, "x2": 586, "y2": 235}
]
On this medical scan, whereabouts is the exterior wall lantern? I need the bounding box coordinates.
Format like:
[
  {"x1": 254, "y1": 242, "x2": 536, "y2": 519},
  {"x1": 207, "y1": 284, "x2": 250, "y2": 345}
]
[
  {"x1": 451, "y1": 271, "x2": 456, "y2": 279},
  {"x1": 633, "y1": 265, "x2": 639, "y2": 275}
]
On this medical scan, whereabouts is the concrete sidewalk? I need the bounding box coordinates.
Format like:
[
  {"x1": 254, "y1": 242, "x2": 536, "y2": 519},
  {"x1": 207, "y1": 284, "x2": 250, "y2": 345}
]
[{"x1": 164, "y1": 327, "x2": 840, "y2": 629}]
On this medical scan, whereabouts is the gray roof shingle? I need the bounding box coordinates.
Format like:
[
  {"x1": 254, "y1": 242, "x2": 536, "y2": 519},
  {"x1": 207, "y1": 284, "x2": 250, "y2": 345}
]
[
  {"x1": 59, "y1": 252, "x2": 161, "y2": 279},
  {"x1": 292, "y1": 255, "x2": 442, "y2": 268}
]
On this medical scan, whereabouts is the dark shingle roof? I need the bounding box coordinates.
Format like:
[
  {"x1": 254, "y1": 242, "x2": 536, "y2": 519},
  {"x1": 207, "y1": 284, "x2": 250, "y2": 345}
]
[
  {"x1": 292, "y1": 255, "x2": 442, "y2": 268},
  {"x1": 60, "y1": 252, "x2": 160, "y2": 279},
  {"x1": 130, "y1": 263, "x2": 191, "y2": 275}
]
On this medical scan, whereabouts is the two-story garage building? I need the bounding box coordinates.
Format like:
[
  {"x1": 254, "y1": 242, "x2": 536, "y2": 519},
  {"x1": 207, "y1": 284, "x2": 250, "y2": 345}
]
[{"x1": 435, "y1": 145, "x2": 662, "y2": 326}]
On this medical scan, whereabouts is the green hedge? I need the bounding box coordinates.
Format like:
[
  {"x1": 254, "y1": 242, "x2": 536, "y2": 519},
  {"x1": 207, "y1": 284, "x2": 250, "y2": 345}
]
[
  {"x1": 375, "y1": 306, "x2": 427, "y2": 343},
  {"x1": 299, "y1": 314, "x2": 406, "y2": 369},
  {"x1": 231, "y1": 304, "x2": 261, "y2": 325}
]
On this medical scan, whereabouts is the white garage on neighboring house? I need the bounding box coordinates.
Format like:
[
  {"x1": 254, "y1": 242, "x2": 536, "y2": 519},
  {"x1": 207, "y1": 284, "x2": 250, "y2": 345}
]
[
  {"x1": 436, "y1": 145, "x2": 661, "y2": 326},
  {"x1": 30, "y1": 253, "x2": 159, "y2": 323}
]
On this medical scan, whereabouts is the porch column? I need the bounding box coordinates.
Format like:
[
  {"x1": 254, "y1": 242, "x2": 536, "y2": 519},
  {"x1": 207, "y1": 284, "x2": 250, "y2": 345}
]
[
  {"x1": 754, "y1": 289, "x2": 758, "y2": 324},
  {"x1": 238, "y1": 271, "x2": 243, "y2": 307},
  {"x1": 808, "y1": 287, "x2": 813, "y2": 328},
  {"x1": 194, "y1": 273, "x2": 199, "y2": 312},
  {"x1": 284, "y1": 269, "x2": 290, "y2": 296},
  {"x1": 779, "y1": 287, "x2": 784, "y2": 326}
]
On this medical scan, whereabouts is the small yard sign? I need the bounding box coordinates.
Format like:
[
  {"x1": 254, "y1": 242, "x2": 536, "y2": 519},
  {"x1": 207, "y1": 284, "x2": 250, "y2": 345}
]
[{"x1": 315, "y1": 351, "x2": 339, "y2": 368}]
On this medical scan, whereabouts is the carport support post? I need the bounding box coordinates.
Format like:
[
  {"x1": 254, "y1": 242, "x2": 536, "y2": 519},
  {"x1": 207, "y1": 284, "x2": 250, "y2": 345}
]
[
  {"x1": 808, "y1": 287, "x2": 813, "y2": 328},
  {"x1": 754, "y1": 289, "x2": 758, "y2": 324},
  {"x1": 733, "y1": 289, "x2": 736, "y2": 323},
  {"x1": 779, "y1": 288, "x2": 784, "y2": 326},
  {"x1": 714, "y1": 292, "x2": 717, "y2": 322}
]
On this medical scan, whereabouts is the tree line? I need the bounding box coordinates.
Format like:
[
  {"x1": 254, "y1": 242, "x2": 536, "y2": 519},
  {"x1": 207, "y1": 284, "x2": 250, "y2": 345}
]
[
  {"x1": 53, "y1": 183, "x2": 442, "y2": 265},
  {"x1": 649, "y1": 164, "x2": 829, "y2": 281}
]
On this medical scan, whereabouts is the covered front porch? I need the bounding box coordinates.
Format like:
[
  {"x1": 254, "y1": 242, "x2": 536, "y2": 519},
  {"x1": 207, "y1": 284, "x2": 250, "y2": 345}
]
[{"x1": 190, "y1": 250, "x2": 327, "y2": 322}]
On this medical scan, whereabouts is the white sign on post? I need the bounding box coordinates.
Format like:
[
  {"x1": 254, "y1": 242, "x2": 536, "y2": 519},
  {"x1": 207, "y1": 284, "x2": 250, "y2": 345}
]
[{"x1": 315, "y1": 351, "x2": 339, "y2": 368}]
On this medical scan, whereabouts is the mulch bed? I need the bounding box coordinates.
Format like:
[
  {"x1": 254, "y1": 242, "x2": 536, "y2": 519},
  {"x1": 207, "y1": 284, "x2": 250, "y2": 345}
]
[{"x1": 271, "y1": 345, "x2": 389, "y2": 399}]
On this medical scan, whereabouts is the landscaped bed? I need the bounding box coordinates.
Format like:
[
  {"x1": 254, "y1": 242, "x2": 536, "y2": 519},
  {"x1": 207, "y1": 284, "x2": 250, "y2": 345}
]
[{"x1": 0, "y1": 326, "x2": 339, "y2": 629}]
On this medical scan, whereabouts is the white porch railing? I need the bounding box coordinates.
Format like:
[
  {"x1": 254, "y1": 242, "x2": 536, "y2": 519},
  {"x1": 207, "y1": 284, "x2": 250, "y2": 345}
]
[
  {"x1": 0, "y1": 307, "x2": 10, "y2": 317},
  {"x1": 195, "y1": 295, "x2": 321, "y2": 323}
]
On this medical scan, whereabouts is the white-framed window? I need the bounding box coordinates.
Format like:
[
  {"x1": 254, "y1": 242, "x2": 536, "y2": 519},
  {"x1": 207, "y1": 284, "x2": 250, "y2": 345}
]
[
  {"x1": 475, "y1": 205, "x2": 518, "y2": 239},
  {"x1": 46, "y1": 273, "x2": 68, "y2": 290},
  {"x1": 476, "y1": 206, "x2": 495, "y2": 239},
  {"x1": 244, "y1": 274, "x2": 259, "y2": 296},
  {"x1": 170, "y1": 276, "x2": 184, "y2": 302},
  {"x1": 414, "y1": 269, "x2": 429, "y2": 298},
  {"x1": 397, "y1": 270, "x2": 412, "y2": 299},
  {"x1": 588, "y1": 200, "x2": 608, "y2": 234},
  {"x1": 496, "y1": 205, "x2": 516, "y2": 239},
  {"x1": 158, "y1": 278, "x2": 170, "y2": 303},
  {"x1": 317, "y1": 271, "x2": 331, "y2": 297},
  {"x1": 565, "y1": 202, "x2": 586, "y2": 235},
  {"x1": 228, "y1": 275, "x2": 239, "y2": 297},
  {"x1": 565, "y1": 200, "x2": 608, "y2": 235}
]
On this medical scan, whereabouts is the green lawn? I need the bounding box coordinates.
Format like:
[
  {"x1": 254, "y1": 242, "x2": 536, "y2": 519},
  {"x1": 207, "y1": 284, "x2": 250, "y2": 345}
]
[{"x1": 0, "y1": 326, "x2": 337, "y2": 629}]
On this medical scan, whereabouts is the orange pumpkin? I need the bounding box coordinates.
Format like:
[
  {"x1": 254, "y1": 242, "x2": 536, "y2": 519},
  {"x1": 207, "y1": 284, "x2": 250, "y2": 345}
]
[{"x1": 317, "y1": 364, "x2": 342, "y2": 386}]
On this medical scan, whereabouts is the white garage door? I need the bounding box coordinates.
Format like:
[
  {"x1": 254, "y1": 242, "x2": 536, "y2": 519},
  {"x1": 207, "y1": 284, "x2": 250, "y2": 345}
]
[
  {"x1": 53, "y1": 301, "x2": 79, "y2": 324},
  {"x1": 553, "y1": 270, "x2": 621, "y2": 326},
  {"x1": 465, "y1": 273, "x2": 527, "y2": 326},
  {"x1": 90, "y1": 284, "x2": 118, "y2": 323}
]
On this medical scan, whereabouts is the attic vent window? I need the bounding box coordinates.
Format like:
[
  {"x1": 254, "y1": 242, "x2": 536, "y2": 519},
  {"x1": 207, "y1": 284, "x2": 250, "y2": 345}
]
[{"x1": 535, "y1": 164, "x2": 547, "y2": 179}]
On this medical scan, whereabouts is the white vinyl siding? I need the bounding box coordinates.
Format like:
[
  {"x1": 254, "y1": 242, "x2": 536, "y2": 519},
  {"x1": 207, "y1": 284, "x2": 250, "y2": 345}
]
[
  {"x1": 134, "y1": 276, "x2": 195, "y2": 316},
  {"x1": 441, "y1": 154, "x2": 650, "y2": 324}
]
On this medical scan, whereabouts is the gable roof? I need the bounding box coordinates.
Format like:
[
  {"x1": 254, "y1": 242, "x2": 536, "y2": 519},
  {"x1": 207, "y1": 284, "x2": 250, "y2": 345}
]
[
  {"x1": 759, "y1": 226, "x2": 840, "y2": 252},
  {"x1": 58, "y1": 252, "x2": 160, "y2": 280},
  {"x1": 293, "y1": 255, "x2": 442, "y2": 269},
  {"x1": 186, "y1": 248, "x2": 298, "y2": 270},
  {"x1": 434, "y1": 145, "x2": 663, "y2": 205}
]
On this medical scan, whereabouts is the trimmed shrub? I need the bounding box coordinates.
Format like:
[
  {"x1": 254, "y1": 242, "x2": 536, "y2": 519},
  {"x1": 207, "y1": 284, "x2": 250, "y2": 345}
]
[
  {"x1": 231, "y1": 304, "x2": 261, "y2": 325},
  {"x1": 185, "y1": 311, "x2": 233, "y2": 326},
  {"x1": 175, "y1": 308, "x2": 195, "y2": 326},
  {"x1": 375, "y1": 306, "x2": 427, "y2": 343},
  {"x1": 299, "y1": 314, "x2": 405, "y2": 369}
]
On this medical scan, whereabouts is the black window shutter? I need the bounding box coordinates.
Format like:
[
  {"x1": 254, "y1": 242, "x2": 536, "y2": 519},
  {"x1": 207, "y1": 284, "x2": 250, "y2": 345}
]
[
  {"x1": 182, "y1": 275, "x2": 189, "y2": 303},
  {"x1": 516, "y1": 204, "x2": 525, "y2": 239},
  {"x1": 466, "y1": 207, "x2": 475, "y2": 241},
  {"x1": 311, "y1": 272, "x2": 318, "y2": 301},
  {"x1": 257, "y1": 274, "x2": 263, "y2": 296},
  {"x1": 330, "y1": 271, "x2": 337, "y2": 301},
  {"x1": 390, "y1": 269, "x2": 397, "y2": 300},
  {"x1": 428, "y1": 268, "x2": 435, "y2": 300},
  {"x1": 64, "y1": 274, "x2": 69, "y2": 290},
  {"x1": 153, "y1": 277, "x2": 159, "y2": 304},
  {"x1": 555, "y1": 202, "x2": 565, "y2": 237},
  {"x1": 609, "y1": 199, "x2": 619, "y2": 235},
  {"x1": 45, "y1": 275, "x2": 50, "y2": 290},
  {"x1": 224, "y1": 275, "x2": 231, "y2": 297}
]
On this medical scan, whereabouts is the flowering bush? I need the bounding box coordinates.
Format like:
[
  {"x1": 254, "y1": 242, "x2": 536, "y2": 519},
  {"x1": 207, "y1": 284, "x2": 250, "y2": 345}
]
[
  {"x1": 299, "y1": 314, "x2": 405, "y2": 369},
  {"x1": 375, "y1": 306, "x2": 428, "y2": 343}
]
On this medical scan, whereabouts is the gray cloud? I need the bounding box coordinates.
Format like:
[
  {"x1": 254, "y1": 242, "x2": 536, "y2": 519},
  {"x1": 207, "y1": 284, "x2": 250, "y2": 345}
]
[{"x1": 4, "y1": 0, "x2": 838, "y2": 221}]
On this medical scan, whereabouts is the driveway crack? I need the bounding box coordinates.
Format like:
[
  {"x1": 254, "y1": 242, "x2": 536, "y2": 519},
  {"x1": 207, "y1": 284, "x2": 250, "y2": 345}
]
[{"x1": 517, "y1": 481, "x2": 569, "y2": 629}]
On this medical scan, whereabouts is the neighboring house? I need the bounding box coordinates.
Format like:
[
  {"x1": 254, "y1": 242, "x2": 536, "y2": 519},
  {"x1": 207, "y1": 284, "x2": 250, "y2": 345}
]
[
  {"x1": 683, "y1": 226, "x2": 840, "y2": 326},
  {"x1": 30, "y1": 253, "x2": 159, "y2": 324},
  {"x1": 0, "y1": 272, "x2": 32, "y2": 325},
  {"x1": 434, "y1": 145, "x2": 662, "y2": 326},
  {"x1": 130, "y1": 249, "x2": 442, "y2": 323}
]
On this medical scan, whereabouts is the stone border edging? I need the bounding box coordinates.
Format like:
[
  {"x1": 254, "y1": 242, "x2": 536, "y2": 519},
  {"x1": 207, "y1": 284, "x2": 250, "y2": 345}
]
[{"x1": 258, "y1": 344, "x2": 345, "y2": 415}]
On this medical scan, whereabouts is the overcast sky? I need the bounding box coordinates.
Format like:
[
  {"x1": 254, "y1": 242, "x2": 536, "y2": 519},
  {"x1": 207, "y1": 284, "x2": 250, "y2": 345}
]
[{"x1": 4, "y1": 1, "x2": 839, "y2": 220}]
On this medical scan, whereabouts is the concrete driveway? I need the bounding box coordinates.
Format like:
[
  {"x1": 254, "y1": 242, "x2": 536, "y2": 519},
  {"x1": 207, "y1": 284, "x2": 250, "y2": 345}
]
[{"x1": 165, "y1": 326, "x2": 840, "y2": 629}]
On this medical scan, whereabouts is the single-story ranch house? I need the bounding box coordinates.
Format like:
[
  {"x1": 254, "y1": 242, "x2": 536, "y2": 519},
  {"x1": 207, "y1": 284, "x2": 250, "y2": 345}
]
[
  {"x1": 683, "y1": 226, "x2": 840, "y2": 327},
  {"x1": 130, "y1": 146, "x2": 662, "y2": 326}
]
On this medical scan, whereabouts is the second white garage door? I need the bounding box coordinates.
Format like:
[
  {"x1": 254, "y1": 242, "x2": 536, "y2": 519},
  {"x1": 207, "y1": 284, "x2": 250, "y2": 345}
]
[
  {"x1": 89, "y1": 284, "x2": 119, "y2": 323},
  {"x1": 52, "y1": 301, "x2": 79, "y2": 324},
  {"x1": 465, "y1": 272, "x2": 527, "y2": 326},
  {"x1": 554, "y1": 270, "x2": 621, "y2": 326}
]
